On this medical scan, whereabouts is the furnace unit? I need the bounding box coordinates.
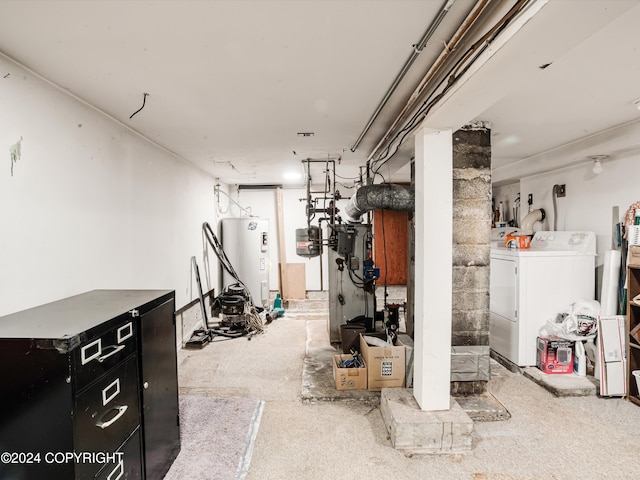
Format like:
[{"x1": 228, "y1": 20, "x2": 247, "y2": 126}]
[
  {"x1": 327, "y1": 223, "x2": 376, "y2": 343},
  {"x1": 219, "y1": 217, "x2": 270, "y2": 308}
]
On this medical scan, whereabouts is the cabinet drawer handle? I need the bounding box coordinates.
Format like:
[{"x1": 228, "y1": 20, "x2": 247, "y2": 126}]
[
  {"x1": 96, "y1": 405, "x2": 128, "y2": 429},
  {"x1": 98, "y1": 344, "x2": 126, "y2": 363},
  {"x1": 107, "y1": 459, "x2": 124, "y2": 480}
]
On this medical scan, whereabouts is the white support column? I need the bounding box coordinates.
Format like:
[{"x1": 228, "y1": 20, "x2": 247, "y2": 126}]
[{"x1": 413, "y1": 126, "x2": 453, "y2": 411}]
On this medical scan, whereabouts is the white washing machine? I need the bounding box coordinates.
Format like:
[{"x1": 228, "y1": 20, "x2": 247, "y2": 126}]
[
  {"x1": 490, "y1": 227, "x2": 521, "y2": 244},
  {"x1": 490, "y1": 231, "x2": 596, "y2": 367}
]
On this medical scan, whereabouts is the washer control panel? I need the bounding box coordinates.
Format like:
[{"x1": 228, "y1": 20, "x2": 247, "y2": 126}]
[{"x1": 530, "y1": 231, "x2": 595, "y2": 254}]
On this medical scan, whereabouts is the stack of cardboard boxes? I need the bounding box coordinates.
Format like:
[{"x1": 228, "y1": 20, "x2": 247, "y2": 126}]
[{"x1": 333, "y1": 333, "x2": 406, "y2": 391}]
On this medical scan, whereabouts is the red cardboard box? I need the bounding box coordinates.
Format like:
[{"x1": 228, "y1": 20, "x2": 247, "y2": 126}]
[{"x1": 537, "y1": 336, "x2": 574, "y2": 374}]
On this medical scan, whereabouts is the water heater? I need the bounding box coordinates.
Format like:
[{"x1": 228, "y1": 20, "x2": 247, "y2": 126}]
[{"x1": 219, "y1": 218, "x2": 270, "y2": 308}]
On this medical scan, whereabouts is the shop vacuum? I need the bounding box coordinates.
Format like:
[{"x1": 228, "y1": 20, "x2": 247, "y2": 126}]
[{"x1": 185, "y1": 223, "x2": 276, "y2": 348}]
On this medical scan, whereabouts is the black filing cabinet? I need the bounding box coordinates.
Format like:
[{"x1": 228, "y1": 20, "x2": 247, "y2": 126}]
[{"x1": 0, "y1": 290, "x2": 180, "y2": 480}]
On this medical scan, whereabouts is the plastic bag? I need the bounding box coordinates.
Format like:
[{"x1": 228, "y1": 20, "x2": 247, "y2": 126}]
[{"x1": 538, "y1": 300, "x2": 599, "y2": 341}]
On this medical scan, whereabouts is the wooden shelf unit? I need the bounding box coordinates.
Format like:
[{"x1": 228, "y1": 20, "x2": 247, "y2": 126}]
[{"x1": 627, "y1": 265, "x2": 640, "y2": 406}]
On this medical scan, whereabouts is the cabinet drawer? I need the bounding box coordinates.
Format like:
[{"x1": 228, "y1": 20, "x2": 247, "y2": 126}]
[
  {"x1": 74, "y1": 355, "x2": 140, "y2": 479},
  {"x1": 95, "y1": 427, "x2": 143, "y2": 480},
  {"x1": 74, "y1": 319, "x2": 138, "y2": 391}
]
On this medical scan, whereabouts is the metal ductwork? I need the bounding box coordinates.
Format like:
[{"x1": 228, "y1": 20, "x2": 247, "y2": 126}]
[{"x1": 344, "y1": 184, "x2": 414, "y2": 222}]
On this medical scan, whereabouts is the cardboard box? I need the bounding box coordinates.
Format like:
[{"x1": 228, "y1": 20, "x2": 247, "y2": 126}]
[
  {"x1": 536, "y1": 336, "x2": 574, "y2": 374},
  {"x1": 599, "y1": 315, "x2": 625, "y2": 362},
  {"x1": 598, "y1": 315, "x2": 627, "y2": 396},
  {"x1": 333, "y1": 354, "x2": 367, "y2": 391},
  {"x1": 359, "y1": 333, "x2": 405, "y2": 391},
  {"x1": 629, "y1": 245, "x2": 640, "y2": 267},
  {"x1": 603, "y1": 361, "x2": 626, "y2": 397}
]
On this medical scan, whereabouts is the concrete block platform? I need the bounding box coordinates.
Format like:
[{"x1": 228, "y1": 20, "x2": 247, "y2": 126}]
[
  {"x1": 523, "y1": 367, "x2": 598, "y2": 396},
  {"x1": 380, "y1": 389, "x2": 473, "y2": 454}
]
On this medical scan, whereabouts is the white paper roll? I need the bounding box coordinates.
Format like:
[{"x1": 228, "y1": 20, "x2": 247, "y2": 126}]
[{"x1": 601, "y1": 249, "x2": 621, "y2": 316}]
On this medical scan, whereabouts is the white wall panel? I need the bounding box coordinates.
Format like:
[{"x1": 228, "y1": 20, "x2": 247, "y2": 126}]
[
  {"x1": 518, "y1": 152, "x2": 640, "y2": 302},
  {"x1": 0, "y1": 55, "x2": 218, "y2": 316}
]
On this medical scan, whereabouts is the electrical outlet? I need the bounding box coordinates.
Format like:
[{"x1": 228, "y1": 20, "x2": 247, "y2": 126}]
[
  {"x1": 556, "y1": 184, "x2": 566, "y2": 197},
  {"x1": 528, "y1": 194, "x2": 533, "y2": 205}
]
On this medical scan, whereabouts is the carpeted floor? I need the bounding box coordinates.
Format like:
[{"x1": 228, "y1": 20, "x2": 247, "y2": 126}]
[{"x1": 164, "y1": 395, "x2": 264, "y2": 480}]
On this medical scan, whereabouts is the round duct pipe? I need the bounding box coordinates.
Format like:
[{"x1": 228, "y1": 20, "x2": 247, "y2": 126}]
[
  {"x1": 521, "y1": 208, "x2": 545, "y2": 235},
  {"x1": 344, "y1": 184, "x2": 414, "y2": 222}
]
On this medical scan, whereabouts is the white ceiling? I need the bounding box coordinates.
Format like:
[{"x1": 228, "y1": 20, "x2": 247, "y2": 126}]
[{"x1": 1, "y1": 0, "x2": 640, "y2": 187}]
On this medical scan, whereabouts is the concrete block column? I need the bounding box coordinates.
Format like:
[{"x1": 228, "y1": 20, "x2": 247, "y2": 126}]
[{"x1": 451, "y1": 124, "x2": 492, "y2": 395}]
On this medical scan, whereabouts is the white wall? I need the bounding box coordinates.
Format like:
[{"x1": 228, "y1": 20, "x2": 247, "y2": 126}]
[
  {"x1": 0, "y1": 55, "x2": 219, "y2": 316},
  {"x1": 508, "y1": 153, "x2": 640, "y2": 301},
  {"x1": 492, "y1": 182, "x2": 521, "y2": 226}
]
